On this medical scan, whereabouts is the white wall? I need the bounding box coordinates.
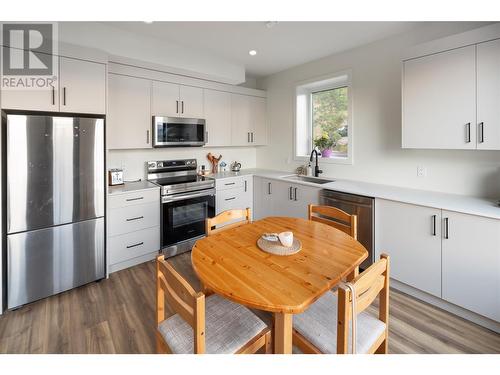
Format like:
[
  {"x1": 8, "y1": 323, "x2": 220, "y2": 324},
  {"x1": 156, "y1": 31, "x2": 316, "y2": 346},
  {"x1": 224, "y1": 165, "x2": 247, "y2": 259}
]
[
  {"x1": 257, "y1": 22, "x2": 500, "y2": 199},
  {"x1": 58, "y1": 22, "x2": 245, "y2": 85},
  {"x1": 108, "y1": 147, "x2": 257, "y2": 181}
]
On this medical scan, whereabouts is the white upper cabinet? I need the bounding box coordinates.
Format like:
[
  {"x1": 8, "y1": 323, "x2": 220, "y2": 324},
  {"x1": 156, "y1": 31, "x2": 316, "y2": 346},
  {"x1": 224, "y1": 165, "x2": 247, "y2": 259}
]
[
  {"x1": 403, "y1": 45, "x2": 476, "y2": 149},
  {"x1": 152, "y1": 81, "x2": 203, "y2": 118},
  {"x1": 231, "y1": 93, "x2": 253, "y2": 146},
  {"x1": 231, "y1": 94, "x2": 267, "y2": 146},
  {"x1": 204, "y1": 89, "x2": 231, "y2": 146},
  {"x1": 477, "y1": 39, "x2": 500, "y2": 150},
  {"x1": 441, "y1": 210, "x2": 500, "y2": 322},
  {"x1": 108, "y1": 74, "x2": 152, "y2": 150},
  {"x1": 59, "y1": 57, "x2": 106, "y2": 114},
  {"x1": 179, "y1": 85, "x2": 204, "y2": 118},
  {"x1": 251, "y1": 96, "x2": 267, "y2": 145},
  {"x1": 375, "y1": 199, "x2": 442, "y2": 298},
  {"x1": 152, "y1": 81, "x2": 180, "y2": 117},
  {"x1": 1, "y1": 53, "x2": 105, "y2": 114}
]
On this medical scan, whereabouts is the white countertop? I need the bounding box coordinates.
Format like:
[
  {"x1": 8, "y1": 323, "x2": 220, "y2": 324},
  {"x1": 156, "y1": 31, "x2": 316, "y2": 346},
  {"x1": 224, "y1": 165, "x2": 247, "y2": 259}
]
[
  {"x1": 211, "y1": 168, "x2": 500, "y2": 220},
  {"x1": 108, "y1": 180, "x2": 160, "y2": 196}
]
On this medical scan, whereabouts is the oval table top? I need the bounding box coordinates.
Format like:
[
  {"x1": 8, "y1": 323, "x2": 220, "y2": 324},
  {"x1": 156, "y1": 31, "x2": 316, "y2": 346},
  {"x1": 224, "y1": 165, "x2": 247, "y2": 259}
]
[{"x1": 191, "y1": 216, "x2": 368, "y2": 314}]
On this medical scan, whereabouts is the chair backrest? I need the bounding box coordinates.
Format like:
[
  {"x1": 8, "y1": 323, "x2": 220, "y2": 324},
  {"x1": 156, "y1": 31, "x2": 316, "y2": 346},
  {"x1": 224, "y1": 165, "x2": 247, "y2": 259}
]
[
  {"x1": 337, "y1": 254, "x2": 390, "y2": 353},
  {"x1": 308, "y1": 204, "x2": 357, "y2": 240},
  {"x1": 205, "y1": 208, "x2": 252, "y2": 236},
  {"x1": 156, "y1": 255, "x2": 206, "y2": 353}
]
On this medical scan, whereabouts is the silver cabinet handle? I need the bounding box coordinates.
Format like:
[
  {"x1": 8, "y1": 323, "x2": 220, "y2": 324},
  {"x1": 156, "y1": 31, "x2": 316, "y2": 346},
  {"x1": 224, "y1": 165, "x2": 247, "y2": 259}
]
[
  {"x1": 224, "y1": 182, "x2": 235, "y2": 186},
  {"x1": 251, "y1": 132, "x2": 254, "y2": 143},
  {"x1": 126, "y1": 216, "x2": 144, "y2": 222},
  {"x1": 247, "y1": 132, "x2": 250, "y2": 143},
  {"x1": 268, "y1": 182, "x2": 272, "y2": 195},
  {"x1": 294, "y1": 187, "x2": 298, "y2": 201},
  {"x1": 126, "y1": 197, "x2": 143, "y2": 202},
  {"x1": 51, "y1": 86, "x2": 55, "y2": 105},
  {"x1": 225, "y1": 197, "x2": 236, "y2": 201},
  {"x1": 176, "y1": 100, "x2": 179, "y2": 113},
  {"x1": 244, "y1": 180, "x2": 247, "y2": 192},
  {"x1": 181, "y1": 101, "x2": 184, "y2": 114},
  {"x1": 146, "y1": 130, "x2": 150, "y2": 144},
  {"x1": 444, "y1": 218, "x2": 449, "y2": 239},
  {"x1": 431, "y1": 215, "x2": 436, "y2": 236},
  {"x1": 63, "y1": 87, "x2": 67, "y2": 106},
  {"x1": 126, "y1": 242, "x2": 144, "y2": 249},
  {"x1": 479, "y1": 122, "x2": 484, "y2": 143},
  {"x1": 289, "y1": 186, "x2": 293, "y2": 200},
  {"x1": 465, "y1": 123, "x2": 471, "y2": 143}
]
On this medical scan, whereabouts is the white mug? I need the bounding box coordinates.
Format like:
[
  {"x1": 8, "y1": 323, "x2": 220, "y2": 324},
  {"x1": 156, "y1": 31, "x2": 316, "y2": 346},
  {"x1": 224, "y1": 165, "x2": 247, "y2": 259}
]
[{"x1": 278, "y1": 231, "x2": 294, "y2": 247}]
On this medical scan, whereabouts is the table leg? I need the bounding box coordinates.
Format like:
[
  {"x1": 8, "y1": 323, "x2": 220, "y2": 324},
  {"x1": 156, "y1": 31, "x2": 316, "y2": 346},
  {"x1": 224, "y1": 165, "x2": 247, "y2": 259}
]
[{"x1": 274, "y1": 312, "x2": 293, "y2": 354}]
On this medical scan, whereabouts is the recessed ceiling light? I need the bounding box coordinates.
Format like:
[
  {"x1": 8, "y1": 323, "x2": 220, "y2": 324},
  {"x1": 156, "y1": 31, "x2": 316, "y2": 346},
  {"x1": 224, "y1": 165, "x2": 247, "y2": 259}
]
[
  {"x1": 144, "y1": 21, "x2": 154, "y2": 24},
  {"x1": 266, "y1": 21, "x2": 278, "y2": 29},
  {"x1": 249, "y1": 50, "x2": 257, "y2": 56}
]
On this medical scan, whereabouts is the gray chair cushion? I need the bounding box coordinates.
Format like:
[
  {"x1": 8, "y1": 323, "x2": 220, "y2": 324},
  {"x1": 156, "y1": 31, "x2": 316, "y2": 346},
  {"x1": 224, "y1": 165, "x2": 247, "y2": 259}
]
[
  {"x1": 158, "y1": 294, "x2": 268, "y2": 354},
  {"x1": 294, "y1": 291, "x2": 386, "y2": 354}
]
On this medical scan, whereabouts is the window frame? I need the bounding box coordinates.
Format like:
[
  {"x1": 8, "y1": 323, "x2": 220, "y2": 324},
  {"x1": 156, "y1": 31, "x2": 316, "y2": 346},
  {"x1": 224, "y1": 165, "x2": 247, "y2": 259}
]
[{"x1": 294, "y1": 70, "x2": 353, "y2": 165}]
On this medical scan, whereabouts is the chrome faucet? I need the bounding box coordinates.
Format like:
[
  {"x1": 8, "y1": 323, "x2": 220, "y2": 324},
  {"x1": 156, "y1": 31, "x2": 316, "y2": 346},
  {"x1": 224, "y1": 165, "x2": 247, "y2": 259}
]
[{"x1": 309, "y1": 149, "x2": 323, "y2": 177}]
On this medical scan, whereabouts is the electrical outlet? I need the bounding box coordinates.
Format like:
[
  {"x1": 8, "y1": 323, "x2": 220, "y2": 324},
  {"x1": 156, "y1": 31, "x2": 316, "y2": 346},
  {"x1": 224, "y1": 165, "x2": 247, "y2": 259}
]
[{"x1": 417, "y1": 166, "x2": 427, "y2": 177}]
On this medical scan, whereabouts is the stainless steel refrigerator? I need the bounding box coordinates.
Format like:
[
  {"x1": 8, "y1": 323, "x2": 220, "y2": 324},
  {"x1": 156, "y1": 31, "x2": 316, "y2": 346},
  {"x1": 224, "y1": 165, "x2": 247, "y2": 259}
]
[{"x1": 2, "y1": 112, "x2": 105, "y2": 310}]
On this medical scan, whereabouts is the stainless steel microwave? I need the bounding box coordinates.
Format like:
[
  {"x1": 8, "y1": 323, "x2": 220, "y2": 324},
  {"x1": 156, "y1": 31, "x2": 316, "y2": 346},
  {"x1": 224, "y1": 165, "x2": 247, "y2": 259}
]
[{"x1": 152, "y1": 116, "x2": 206, "y2": 147}]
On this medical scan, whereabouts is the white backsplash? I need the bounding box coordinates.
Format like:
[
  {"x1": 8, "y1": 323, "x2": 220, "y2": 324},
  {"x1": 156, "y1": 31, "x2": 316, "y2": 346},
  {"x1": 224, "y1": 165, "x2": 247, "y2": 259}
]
[{"x1": 107, "y1": 147, "x2": 258, "y2": 181}]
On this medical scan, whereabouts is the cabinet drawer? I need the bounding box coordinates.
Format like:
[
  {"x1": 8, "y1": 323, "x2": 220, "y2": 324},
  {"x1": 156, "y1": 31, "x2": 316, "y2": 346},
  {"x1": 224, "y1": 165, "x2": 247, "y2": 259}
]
[
  {"x1": 108, "y1": 189, "x2": 159, "y2": 209},
  {"x1": 109, "y1": 226, "x2": 160, "y2": 265},
  {"x1": 109, "y1": 202, "x2": 160, "y2": 236},
  {"x1": 216, "y1": 177, "x2": 245, "y2": 191},
  {"x1": 216, "y1": 187, "x2": 251, "y2": 213}
]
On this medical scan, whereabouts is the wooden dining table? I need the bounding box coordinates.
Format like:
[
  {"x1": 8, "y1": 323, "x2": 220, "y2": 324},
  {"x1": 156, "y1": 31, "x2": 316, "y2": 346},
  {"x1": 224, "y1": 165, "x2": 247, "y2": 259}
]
[{"x1": 191, "y1": 216, "x2": 368, "y2": 354}]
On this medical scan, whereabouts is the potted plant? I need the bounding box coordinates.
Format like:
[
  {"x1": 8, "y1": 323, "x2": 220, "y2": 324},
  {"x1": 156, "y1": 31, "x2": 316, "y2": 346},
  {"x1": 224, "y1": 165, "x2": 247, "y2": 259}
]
[{"x1": 313, "y1": 134, "x2": 334, "y2": 158}]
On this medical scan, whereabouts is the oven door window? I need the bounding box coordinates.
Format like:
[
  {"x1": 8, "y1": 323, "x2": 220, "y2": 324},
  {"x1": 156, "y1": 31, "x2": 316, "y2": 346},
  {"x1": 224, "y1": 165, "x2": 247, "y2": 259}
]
[
  {"x1": 162, "y1": 194, "x2": 215, "y2": 246},
  {"x1": 156, "y1": 121, "x2": 204, "y2": 144}
]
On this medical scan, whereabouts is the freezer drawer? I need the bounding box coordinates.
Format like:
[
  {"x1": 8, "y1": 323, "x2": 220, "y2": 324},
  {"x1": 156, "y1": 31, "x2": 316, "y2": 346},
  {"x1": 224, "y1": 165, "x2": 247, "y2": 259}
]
[{"x1": 7, "y1": 218, "x2": 105, "y2": 309}]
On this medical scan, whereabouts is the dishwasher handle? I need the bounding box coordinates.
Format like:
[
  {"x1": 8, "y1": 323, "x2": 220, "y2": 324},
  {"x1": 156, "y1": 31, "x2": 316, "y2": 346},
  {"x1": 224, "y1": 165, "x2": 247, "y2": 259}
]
[{"x1": 321, "y1": 196, "x2": 374, "y2": 209}]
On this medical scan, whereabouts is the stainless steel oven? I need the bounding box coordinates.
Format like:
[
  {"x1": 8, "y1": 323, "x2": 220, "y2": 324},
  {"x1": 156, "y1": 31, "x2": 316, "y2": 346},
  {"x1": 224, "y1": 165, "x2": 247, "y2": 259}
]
[
  {"x1": 161, "y1": 189, "x2": 215, "y2": 251},
  {"x1": 152, "y1": 116, "x2": 206, "y2": 147},
  {"x1": 147, "y1": 159, "x2": 215, "y2": 257}
]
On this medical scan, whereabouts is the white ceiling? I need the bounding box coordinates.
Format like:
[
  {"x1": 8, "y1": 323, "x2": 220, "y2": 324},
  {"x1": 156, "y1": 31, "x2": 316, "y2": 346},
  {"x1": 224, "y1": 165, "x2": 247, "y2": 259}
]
[{"x1": 104, "y1": 22, "x2": 422, "y2": 77}]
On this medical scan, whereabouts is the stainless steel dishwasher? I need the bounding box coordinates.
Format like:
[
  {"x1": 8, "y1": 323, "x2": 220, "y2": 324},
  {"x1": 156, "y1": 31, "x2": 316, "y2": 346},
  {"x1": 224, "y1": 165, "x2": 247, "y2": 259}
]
[{"x1": 320, "y1": 190, "x2": 374, "y2": 270}]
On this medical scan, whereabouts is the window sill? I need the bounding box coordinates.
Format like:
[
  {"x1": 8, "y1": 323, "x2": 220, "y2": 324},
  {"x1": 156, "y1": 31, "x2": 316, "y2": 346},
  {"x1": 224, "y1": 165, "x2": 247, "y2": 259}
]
[{"x1": 294, "y1": 155, "x2": 353, "y2": 165}]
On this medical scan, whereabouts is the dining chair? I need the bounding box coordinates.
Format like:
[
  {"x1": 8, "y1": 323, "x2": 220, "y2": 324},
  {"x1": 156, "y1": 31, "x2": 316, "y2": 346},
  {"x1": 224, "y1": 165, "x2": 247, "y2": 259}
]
[
  {"x1": 292, "y1": 254, "x2": 390, "y2": 354},
  {"x1": 308, "y1": 204, "x2": 359, "y2": 280},
  {"x1": 205, "y1": 208, "x2": 252, "y2": 236},
  {"x1": 156, "y1": 255, "x2": 272, "y2": 354},
  {"x1": 308, "y1": 204, "x2": 358, "y2": 240}
]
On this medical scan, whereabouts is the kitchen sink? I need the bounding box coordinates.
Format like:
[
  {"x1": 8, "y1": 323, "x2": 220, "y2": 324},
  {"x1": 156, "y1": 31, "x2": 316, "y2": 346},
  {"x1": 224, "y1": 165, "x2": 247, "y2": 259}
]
[{"x1": 281, "y1": 174, "x2": 334, "y2": 185}]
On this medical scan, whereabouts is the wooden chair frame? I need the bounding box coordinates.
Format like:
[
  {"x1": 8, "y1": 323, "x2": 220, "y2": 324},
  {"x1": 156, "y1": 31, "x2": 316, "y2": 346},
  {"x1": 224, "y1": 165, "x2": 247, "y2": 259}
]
[
  {"x1": 308, "y1": 204, "x2": 358, "y2": 240},
  {"x1": 205, "y1": 208, "x2": 252, "y2": 236},
  {"x1": 156, "y1": 255, "x2": 271, "y2": 354},
  {"x1": 292, "y1": 254, "x2": 390, "y2": 354}
]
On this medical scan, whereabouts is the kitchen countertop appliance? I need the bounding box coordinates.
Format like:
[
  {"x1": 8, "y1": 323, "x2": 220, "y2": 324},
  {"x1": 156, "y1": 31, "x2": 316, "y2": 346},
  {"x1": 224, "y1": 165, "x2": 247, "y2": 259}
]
[
  {"x1": 320, "y1": 190, "x2": 374, "y2": 270},
  {"x1": 2, "y1": 111, "x2": 105, "y2": 311},
  {"x1": 147, "y1": 159, "x2": 215, "y2": 257},
  {"x1": 230, "y1": 161, "x2": 242, "y2": 172}
]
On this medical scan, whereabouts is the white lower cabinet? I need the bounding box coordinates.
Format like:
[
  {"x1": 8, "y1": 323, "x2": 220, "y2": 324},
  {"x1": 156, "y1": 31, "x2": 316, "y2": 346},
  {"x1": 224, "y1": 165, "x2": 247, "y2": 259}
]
[
  {"x1": 441, "y1": 210, "x2": 500, "y2": 321},
  {"x1": 375, "y1": 198, "x2": 500, "y2": 322},
  {"x1": 253, "y1": 177, "x2": 319, "y2": 220},
  {"x1": 216, "y1": 176, "x2": 253, "y2": 220},
  {"x1": 375, "y1": 199, "x2": 442, "y2": 297},
  {"x1": 108, "y1": 187, "x2": 160, "y2": 273}
]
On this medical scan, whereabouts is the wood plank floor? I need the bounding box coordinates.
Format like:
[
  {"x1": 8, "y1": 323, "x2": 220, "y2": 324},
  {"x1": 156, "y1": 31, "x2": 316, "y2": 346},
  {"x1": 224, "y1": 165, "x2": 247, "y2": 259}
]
[{"x1": 0, "y1": 252, "x2": 499, "y2": 354}]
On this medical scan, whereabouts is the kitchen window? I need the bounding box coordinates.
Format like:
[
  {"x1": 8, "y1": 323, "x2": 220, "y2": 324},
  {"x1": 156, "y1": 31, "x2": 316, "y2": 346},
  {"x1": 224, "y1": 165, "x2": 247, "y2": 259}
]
[{"x1": 295, "y1": 71, "x2": 353, "y2": 164}]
